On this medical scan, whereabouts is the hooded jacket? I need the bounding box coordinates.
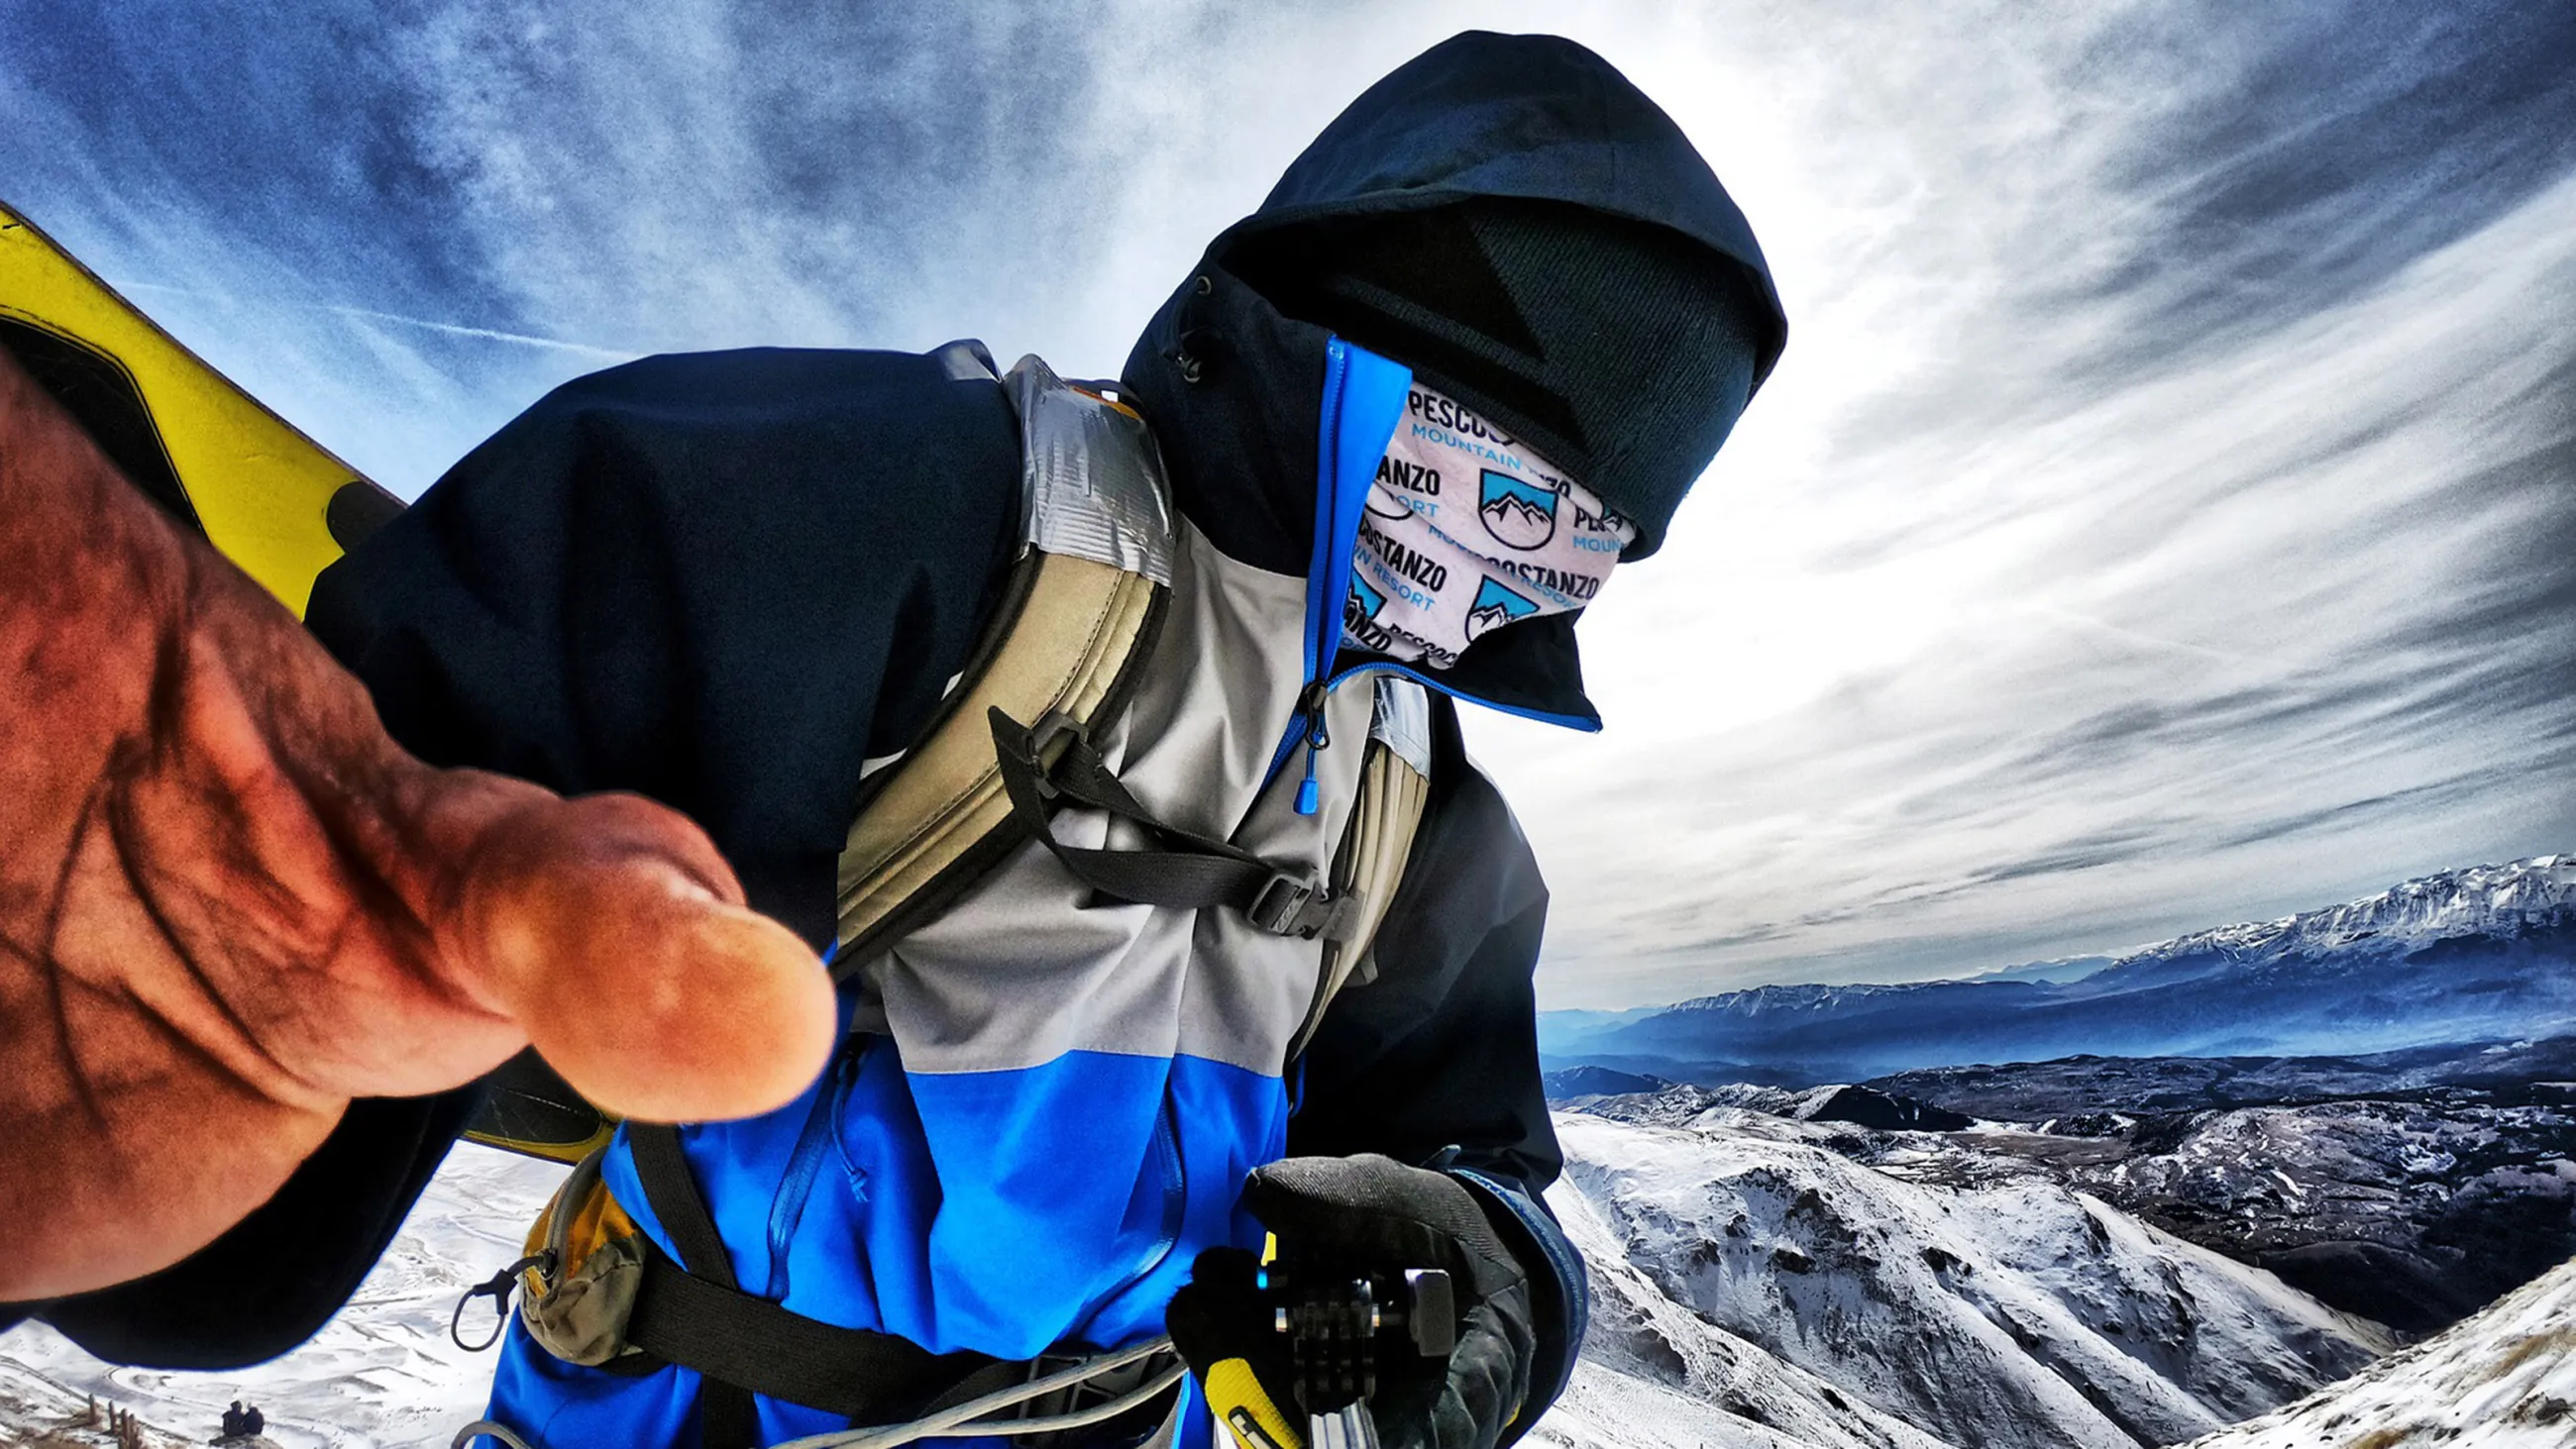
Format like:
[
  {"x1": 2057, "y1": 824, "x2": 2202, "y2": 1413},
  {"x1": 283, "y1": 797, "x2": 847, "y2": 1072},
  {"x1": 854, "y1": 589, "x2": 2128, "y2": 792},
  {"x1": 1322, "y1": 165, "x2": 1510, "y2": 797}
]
[{"x1": 20, "y1": 31, "x2": 1783, "y2": 1449}]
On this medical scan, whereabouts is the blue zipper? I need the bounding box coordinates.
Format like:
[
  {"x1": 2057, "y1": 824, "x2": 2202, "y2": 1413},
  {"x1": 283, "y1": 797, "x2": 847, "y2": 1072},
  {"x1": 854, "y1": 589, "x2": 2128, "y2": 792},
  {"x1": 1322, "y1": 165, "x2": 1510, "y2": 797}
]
[
  {"x1": 1286, "y1": 337, "x2": 1405, "y2": 811},
  {"x1": 1290, "y1": 338, "x2": 1369, "y2": 812},
  {"x1": 764, "y1": 1032, "x2": 868, "y2": 1300},
  {"x1": 1272, "y1": 338, "x2": 1602, "y2": 798},
  {"x1": 1072, "y1": 1086, "x2": 1189, "y2": 1339}
]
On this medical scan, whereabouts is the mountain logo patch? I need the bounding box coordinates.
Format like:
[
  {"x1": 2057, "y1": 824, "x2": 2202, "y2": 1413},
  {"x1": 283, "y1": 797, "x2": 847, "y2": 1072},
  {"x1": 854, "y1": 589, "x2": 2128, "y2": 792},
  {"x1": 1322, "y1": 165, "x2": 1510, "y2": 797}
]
[
  {"x1": 1465, "y1": 574, "x2": 1541, "y2": 642},
  {"x1": 1478, "y1": 468, "x2": 1558, "y2": 551},
  {"x1": 1349, "y1": 573, "x2": 1389, "y2": 626}
]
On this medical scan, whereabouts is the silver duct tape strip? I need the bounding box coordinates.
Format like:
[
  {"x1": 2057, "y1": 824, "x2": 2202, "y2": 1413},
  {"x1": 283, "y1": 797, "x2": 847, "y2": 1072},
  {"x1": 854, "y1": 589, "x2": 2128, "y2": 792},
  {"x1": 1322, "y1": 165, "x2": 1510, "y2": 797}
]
[
  {"x1": 1368, "y1": 674, "x2": 1434, "y2": 776},
  {"x1": 1005, "y1": 354, "x2": 1178, "y2": 587}
]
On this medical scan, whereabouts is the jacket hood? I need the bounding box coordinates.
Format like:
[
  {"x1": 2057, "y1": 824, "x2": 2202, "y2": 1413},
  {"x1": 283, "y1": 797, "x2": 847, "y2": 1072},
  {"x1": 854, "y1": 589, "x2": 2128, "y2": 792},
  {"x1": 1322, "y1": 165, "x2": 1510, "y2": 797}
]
[
  {"x1": 1124, "y1": 30, "x2": 1785, "y2": 729},
  {"x1": 1219, "y1": 30, "x2": 1784, "y2": 382}
]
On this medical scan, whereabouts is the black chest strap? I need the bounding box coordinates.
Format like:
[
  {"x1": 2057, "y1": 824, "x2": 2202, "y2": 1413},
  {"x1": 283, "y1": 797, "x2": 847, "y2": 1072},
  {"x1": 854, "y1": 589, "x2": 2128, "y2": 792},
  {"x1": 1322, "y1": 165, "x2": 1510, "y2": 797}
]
[
  {"x1": 626, "y1": 1125, "x2": 993, "y2": 1444},
  {"x1": 624, "y1": 1123, "x2": 1188, "y2": 1446}
]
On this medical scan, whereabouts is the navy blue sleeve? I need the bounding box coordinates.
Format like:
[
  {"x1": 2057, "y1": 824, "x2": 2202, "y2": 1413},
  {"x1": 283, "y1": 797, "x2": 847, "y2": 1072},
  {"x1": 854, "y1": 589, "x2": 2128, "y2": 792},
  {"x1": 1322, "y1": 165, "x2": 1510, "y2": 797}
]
[
  {"x1": 20, "y1": 347, "x2": 1022, "y2": 1367},
  {"x1": 308, "y1": 345, "x2": 1025, "y2": 944},
  {"x1": 16, "y1": 1089, "x2": 483, "y2": 1368},
  {"x1": 1289, "y1": 697, "x2": 1588, "y2": 1433}
]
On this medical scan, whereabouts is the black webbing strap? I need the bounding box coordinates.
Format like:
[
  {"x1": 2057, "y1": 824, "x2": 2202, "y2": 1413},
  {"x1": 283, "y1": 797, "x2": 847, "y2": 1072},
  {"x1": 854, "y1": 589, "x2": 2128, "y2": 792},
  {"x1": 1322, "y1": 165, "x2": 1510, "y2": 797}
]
[
  {"x1": 625, "y1": 1124, "x2": 997, "y2": 1435},
  {"x1": 627, "y1": 1124, "x2": 760, "y2": 1448},
  {"x1": 623, "y1": 1235, "x2": 996, "y2": 1423},
  {"x1": 987, "y1": 707, "x2": 1342, "y2": 936}
]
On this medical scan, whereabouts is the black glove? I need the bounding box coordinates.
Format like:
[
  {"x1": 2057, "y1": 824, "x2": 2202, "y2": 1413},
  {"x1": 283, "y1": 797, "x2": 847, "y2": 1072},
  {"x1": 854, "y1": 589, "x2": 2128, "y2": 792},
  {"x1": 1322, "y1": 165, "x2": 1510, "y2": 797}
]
[{"x1": 1167, "y1": 1154, "x2": 1537, "y2": 1449}]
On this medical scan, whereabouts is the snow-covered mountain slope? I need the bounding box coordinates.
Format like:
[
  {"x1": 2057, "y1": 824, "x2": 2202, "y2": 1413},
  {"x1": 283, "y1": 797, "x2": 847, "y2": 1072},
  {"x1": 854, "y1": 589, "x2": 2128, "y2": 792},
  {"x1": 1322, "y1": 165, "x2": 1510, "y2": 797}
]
[
  {"x1": 1865, "y1": 1041, "x2": 2576, "y2": 1334},
  {"x1": 1552, "y1": 1111, "x2": 2391, "y2": 1449},
  {"x1": 2075, "y1": 1096, "x2": 2576, "y2": 1331},
  {"x1": 2183, "y1": 1254, "x2": 2576, "y2": 1449},
  {"x1": 1868, "y1": 1034, "x2": 2576, "y2": 1120},
  {"x1": 1583, "y1": 1058, "x2": 2576, "y2": 1337},
  {"x1": 1554, "y1": 854, "x2": 2576, "y2": 1081},
  {"x1": 1531, "y1": 1172, "x2": 1955, "y2": 1449},
  {"x1": 0, "y1": 1354, "x2": 197, "y2": 1446},
  {"x1": 0, "y1": 1145, "x2": 566, "y2": 1449},
  {"x1": 2141, "y1": 857, "x2": 2576, "y2": 973}
]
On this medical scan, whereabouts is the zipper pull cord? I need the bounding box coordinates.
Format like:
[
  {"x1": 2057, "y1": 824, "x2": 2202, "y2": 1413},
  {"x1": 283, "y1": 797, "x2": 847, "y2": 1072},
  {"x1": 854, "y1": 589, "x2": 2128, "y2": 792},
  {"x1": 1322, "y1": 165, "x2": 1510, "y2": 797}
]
[{"x1": 1295, "y1": 681, "x2": 1331, "y2": 815}]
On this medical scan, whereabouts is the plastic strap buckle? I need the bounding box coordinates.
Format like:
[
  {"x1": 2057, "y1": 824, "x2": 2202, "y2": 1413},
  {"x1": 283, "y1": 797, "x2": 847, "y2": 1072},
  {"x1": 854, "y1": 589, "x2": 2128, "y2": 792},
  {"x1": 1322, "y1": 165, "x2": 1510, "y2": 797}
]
[{"x1": 1249, "y1": 874, "x2": 1342, "y2": 939}]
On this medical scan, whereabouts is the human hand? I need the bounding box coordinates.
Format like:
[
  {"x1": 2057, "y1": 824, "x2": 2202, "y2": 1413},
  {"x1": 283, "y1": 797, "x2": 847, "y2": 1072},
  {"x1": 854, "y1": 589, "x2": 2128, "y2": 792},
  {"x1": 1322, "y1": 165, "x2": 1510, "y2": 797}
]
[
  {"x1": 0, "y1": 351, "x2": 836, "y2": 1301},
  {"x1": 1166, "y1": 1155, "x2": 1537, "y2": 1449}
]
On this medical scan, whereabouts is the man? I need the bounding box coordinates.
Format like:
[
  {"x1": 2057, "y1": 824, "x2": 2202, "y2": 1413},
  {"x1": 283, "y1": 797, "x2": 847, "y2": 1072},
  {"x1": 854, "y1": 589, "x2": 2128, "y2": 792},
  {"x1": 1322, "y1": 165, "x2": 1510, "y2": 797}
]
[{"x1": 2, "y1": 31, "x2": 1782, "y2": 1449}]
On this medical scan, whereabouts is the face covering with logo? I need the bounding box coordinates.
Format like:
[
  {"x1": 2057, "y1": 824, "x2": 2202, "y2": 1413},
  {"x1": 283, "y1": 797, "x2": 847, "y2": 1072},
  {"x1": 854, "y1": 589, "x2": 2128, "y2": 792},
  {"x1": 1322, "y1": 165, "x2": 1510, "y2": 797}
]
[{"x1": 1342, "y1": 380, "x2": 1636, "y2": 670}]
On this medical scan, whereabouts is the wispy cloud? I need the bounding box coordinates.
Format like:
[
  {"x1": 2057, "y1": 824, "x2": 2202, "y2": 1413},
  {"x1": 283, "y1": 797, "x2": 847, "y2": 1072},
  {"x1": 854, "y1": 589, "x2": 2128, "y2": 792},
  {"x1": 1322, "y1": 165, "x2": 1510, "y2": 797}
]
[{"x1": 2, "y1": 0, "x2": 2567, "y2": 1007}]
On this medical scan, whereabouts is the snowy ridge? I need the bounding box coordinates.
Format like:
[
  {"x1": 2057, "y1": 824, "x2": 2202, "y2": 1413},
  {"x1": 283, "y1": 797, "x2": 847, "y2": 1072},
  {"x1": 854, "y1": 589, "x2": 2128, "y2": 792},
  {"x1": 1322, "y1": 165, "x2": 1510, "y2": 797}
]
[
  {"x1": 1662, "y1": 982, "x2": 1901, "y2": 1019},
  {"x1": 2114, "y1": 855, "x2": 2576, "y2": 972},
  {"x1": 1556, "y1": 853, "x2": 2576, "y2": 1078},
  {"x1": 1550, "y1": 1111, "x2": 2389, "y2": 1449},
  {"x1": 2184, "y1": 1253, "x2": 2576, "y2": 1448},
  {"x1": 1661, "y1": 855, "x2": 2576, "y2": 1017}
]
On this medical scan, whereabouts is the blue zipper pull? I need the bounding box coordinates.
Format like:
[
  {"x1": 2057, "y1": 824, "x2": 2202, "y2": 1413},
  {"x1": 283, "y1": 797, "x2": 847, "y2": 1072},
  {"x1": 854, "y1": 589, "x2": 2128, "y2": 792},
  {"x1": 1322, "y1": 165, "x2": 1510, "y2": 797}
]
[{"x1": 1294, "y1": 680, "x2": 1330, "y2": 815}]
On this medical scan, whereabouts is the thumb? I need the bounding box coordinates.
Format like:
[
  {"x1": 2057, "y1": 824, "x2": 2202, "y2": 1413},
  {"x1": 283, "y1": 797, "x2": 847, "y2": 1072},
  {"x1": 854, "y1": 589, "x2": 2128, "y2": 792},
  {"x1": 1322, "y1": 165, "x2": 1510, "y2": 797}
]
[{"x1": 447, "y1": 788, "x2": 838, "y2": 1122}]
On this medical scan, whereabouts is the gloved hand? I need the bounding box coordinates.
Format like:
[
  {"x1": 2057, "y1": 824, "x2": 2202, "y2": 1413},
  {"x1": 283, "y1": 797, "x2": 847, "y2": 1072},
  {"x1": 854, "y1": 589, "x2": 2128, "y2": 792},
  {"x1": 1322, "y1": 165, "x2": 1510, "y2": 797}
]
[{"x1": 1167, "y1": 1154, "x2": 1537, "y2": 1449}]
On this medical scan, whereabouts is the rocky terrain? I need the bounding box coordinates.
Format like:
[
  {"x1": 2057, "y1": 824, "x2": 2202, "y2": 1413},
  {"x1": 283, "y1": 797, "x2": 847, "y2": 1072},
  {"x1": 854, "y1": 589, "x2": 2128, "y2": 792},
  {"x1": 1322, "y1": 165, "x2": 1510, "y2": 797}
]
[
  {"x1": 1868, "y1": 1039, "x2": 2576, "y2": 1333},
  {"x1": 1868, "y1": 1035, "x2": 2576, "y2": 1119}
]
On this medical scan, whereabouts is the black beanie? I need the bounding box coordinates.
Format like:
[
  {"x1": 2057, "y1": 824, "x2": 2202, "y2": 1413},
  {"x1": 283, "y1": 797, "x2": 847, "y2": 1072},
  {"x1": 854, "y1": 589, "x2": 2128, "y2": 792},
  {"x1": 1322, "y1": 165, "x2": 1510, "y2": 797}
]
[{"x1": 1228, "y1": 196, "x2": 1767, "y2": 559}]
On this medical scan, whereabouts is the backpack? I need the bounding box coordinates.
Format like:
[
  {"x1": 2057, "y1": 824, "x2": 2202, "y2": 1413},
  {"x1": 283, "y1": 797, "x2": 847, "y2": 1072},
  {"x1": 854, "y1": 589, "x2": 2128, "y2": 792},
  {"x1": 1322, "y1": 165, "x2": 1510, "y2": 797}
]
[{"x1": 463, "y1": 342, "x2": 1430, "y2": 1162}]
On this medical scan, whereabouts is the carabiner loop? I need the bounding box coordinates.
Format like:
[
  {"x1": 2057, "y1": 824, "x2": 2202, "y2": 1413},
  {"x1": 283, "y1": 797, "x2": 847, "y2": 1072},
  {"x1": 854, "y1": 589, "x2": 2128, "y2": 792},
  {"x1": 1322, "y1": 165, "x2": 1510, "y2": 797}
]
[{"x1": 450, "y1": 1252, "x2": 554, "y2": 1353}]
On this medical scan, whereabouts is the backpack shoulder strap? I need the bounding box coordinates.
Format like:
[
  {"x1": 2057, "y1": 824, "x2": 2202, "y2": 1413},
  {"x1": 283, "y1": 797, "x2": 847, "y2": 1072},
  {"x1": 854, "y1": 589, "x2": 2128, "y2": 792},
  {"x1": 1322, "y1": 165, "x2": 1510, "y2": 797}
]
[
  {"x1": 830, "y1": 346, "x2": 1176, "y2": 970},
  {"x1": 1287, "y1": 674, "x2": 1435, "y2": 1059}
]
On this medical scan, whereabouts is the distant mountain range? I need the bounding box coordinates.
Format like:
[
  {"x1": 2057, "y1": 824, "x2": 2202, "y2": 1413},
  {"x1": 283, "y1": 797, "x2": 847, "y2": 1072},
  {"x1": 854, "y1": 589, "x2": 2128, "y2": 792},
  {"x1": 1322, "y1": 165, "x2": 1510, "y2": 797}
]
[{"x1": 1542, "y1": 855, "x2": 2576, "y2": 1084}]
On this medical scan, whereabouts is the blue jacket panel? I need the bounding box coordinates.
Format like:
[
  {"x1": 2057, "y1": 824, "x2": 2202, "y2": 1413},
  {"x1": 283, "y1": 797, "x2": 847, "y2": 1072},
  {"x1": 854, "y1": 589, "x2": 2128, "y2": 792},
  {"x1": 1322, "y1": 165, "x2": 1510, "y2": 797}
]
[{"x1": 486, "y1": 1034, "x2": 1289, "y2": 1448}]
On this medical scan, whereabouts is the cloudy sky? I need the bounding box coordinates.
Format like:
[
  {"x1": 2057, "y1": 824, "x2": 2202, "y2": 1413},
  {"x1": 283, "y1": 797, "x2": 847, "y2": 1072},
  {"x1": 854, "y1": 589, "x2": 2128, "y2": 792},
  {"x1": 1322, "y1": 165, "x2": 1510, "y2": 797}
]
[{"x1": 4, "y1": 1, "x2": 2569, "y2": 1008}]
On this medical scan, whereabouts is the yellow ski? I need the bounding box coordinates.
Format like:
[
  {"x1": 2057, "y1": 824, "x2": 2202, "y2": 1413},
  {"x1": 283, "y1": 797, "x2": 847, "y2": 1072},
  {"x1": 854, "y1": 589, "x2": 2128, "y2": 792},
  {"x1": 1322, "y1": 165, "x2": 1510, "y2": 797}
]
[{"x1": 0, "y1": 199, "x2": 400, "y2": 618}]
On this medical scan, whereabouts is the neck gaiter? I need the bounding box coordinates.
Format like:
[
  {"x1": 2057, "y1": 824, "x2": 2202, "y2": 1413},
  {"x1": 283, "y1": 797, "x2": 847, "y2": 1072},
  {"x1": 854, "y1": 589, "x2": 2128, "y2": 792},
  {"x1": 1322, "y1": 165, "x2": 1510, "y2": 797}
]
[{"x1": 1342, "y1": 380, "x2": 1634, "y2": 670}]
